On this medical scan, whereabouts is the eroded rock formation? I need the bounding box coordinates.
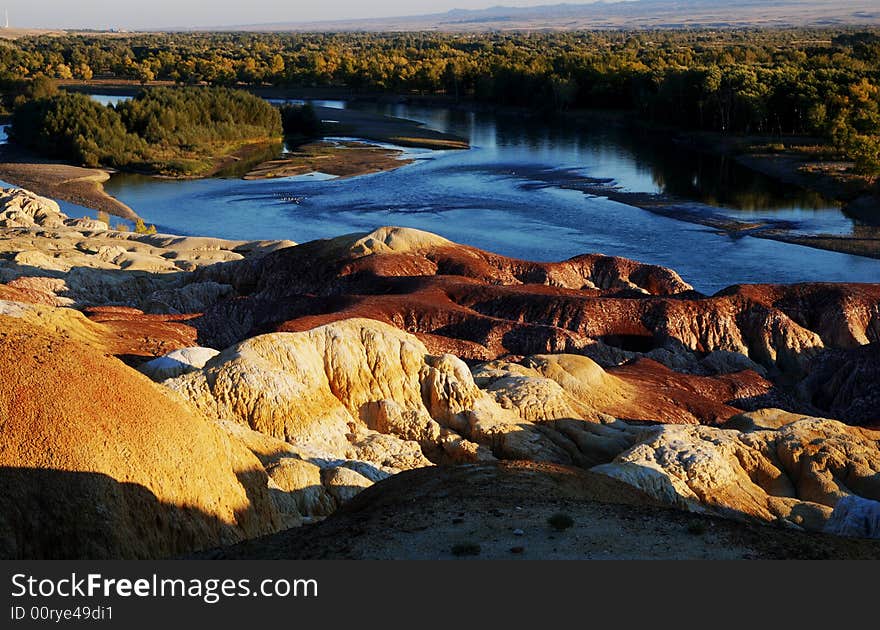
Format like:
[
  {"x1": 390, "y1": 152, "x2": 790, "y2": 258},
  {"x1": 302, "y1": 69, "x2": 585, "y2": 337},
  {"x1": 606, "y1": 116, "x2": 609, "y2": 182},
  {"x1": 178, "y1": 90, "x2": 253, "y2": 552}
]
[
  {"x1": 0, "y1": 187, "x2": 294, "y2": 310},
  {"x1": 157, "y1": 316, "x2": 880, "y2": 536},
  {"x1": 0, "y1": 316, "x2": 280, "y2": 559},
  {"x1": 595, "y1": 415, "x2": 880, "y2": 532},
  {"x1": 192, "y1": 228, "x2": 871, "y2": 387},
  {"x1": 2, "y1": 193, "x2": 879, "y2": 554},
  {"x1": 799, "y1": 343, "x2": 880, "y2": 427},
  {"x1": 163, "y1": 318, "x2": 493, "y2": 469}
]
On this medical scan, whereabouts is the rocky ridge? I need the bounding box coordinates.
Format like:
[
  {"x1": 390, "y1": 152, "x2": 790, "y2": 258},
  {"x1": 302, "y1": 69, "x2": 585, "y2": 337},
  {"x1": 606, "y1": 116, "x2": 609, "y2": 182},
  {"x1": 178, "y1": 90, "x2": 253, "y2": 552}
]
[
  {"x1": 0, "y1": 187, "x2": 294, "y2": 311},
  {"x1": 158, "y1": 317, "x2": 880, "y2": 538}
]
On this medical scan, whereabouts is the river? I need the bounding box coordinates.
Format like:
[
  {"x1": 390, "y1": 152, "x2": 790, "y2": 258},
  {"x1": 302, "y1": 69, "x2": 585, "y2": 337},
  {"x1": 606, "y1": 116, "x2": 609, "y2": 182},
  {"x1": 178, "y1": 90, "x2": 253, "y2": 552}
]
[{"x1": 86, "y1": 95, "x2": 880, "y2": 293}]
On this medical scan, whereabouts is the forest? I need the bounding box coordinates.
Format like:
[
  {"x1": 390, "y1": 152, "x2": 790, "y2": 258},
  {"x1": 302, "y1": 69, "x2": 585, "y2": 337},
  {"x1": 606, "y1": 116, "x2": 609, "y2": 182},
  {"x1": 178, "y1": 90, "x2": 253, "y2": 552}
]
[
  {"x1": 10, "y1": 85, "x2": 282, "y2": 174},
  {"x1": 0, "y1": 28, "x2": 877, "y2": 172}
]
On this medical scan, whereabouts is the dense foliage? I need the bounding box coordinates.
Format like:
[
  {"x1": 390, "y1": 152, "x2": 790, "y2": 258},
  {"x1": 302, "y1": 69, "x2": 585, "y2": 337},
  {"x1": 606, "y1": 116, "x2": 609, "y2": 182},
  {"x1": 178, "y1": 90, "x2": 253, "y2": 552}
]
[
  {"x1": 10, "y1": 86, "x2": 282, "y2": 174},
  {"x1": 10, "y1": 92, "x2": 146, "y2": 167},
  {"x1": 117, "y1": 87, "x2": 281, "y2": 147},
  {"x1": 0, "y1": 29, "x2": 878, "y2": 172},
  {"x1": 279, "y1": 102, "x2": 321, "y2": 141}
]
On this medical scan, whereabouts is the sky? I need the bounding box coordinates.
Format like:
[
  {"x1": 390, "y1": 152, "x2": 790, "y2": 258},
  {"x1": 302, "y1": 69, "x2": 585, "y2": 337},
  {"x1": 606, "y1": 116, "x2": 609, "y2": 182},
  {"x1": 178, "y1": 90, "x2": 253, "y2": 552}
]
[{"x1": 5, "y1": 1, "x2": 590, "y2": 30}]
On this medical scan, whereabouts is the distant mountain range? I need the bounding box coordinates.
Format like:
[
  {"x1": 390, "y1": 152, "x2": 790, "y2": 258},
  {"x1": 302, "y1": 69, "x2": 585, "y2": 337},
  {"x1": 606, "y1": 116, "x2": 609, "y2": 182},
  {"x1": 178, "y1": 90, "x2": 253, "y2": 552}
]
[{"x1": 205, "y1": 0, "x2": 880, "y2": 32}]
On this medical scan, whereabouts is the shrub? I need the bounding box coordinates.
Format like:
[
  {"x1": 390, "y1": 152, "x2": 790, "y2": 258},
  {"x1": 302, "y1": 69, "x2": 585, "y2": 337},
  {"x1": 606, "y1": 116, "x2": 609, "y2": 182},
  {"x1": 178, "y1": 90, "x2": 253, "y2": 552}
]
[
  {"x1": 687, "y1": 521, "x2": 708, "y2": 535},
  {"x1": 117, "y1": 86, "x2": 282, "y2": 147},
  {"x1": 847, "y1": 134, "x2": 880, "y2": 176},
  {"x1": 451, "y1": 543, "x2": 481, "y2": 557},
  {"x1": 134, "y1": 218, "x2": 157, "y2": 235},
  {"x1": 279, "y1": 102, "x2": 321, "y2": 141},
  {"x1": 10, "y1": 92, "x2": 148, "y2": 168},
  {"x1": 547, "y1": 513, "x2": 575, "y2": 531},
  {"x1": 26, "y1": 75, "x2": 59, "y2": 100}
]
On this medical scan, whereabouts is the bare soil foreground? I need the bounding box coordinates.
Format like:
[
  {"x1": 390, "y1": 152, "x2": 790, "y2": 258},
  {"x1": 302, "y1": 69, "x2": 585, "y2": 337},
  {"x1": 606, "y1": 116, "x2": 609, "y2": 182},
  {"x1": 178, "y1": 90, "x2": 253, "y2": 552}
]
[{"x1": 201, "y1": 462, "x2": 880, "y2": 560}]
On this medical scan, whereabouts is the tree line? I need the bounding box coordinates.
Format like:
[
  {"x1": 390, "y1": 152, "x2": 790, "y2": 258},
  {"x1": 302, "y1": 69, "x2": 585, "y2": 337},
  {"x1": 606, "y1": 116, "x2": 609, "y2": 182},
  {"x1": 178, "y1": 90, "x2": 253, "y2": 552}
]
[
  {"x1": 10, "y1": 85, "x2": 281, "y2": 174},
  {"x1": 0, "y1": 28, "x2": 877, "y2": 172}
]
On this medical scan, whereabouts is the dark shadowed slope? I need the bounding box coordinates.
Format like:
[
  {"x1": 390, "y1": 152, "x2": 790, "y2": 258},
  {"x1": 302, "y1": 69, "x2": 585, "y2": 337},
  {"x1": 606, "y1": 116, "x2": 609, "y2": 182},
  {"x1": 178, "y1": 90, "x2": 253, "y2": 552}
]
[{"x1": 202, "y1": 461, "x2": 880, "y2": 560}]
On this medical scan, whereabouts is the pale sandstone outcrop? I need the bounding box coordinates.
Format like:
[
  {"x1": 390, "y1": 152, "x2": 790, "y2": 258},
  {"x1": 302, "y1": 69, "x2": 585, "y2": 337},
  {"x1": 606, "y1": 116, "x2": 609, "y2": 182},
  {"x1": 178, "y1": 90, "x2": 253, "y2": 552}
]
[
  {"x1": 474, "y1": 352, "x2": 777, "y2": 426},
  {"x1": 321, "y1": 466, "x2": 374, "y2": 505},
  {"x1": 0, "y1": 188, "x2": 70, "y2": 229},
  {"x1": 264, "y1": 456, "x2": 375, "y2": 523},
  {"x1": 267, "y1": 458, "x2": 336, "y2": 525},
  {"x1": 139, "y1": 347, "x2": 221, "y2": 381},
  {"x1": 0, "y1": 237, "x2": 291, "y2": 310},
  {"x1": 165, "y1": 319, "x2": 480, "y2": 469},
  {"x1": 215, "y1": 420, "x2": 387, "y2": 526},
  {"x1": 164, "y1": 319, "x2": 803, "y2": 487},
  {"x1": 593, "y1": 417, "x2": 880, "y2": 533},
  {"x1": 164, "y1": 319, "x2": 643, "y2": 472},
  {"x1": 475, "y1": 354, "x2": 628, "y2": 422},
  {"x1": 0, "y1": 187, "x2": 294, "y2": 309},
  {"x1": 347, "y1": 226, "x2": 453, "y2": 257}
]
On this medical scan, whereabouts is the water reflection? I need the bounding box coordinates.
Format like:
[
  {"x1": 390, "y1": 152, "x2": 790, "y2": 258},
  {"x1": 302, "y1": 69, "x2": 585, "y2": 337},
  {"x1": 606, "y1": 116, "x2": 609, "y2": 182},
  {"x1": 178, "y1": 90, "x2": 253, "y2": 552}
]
[
  {"x1": 89, "y1": 100, "x2": 880, "y2": 293},
  {"x1": 90, "y1": 94, "x2": 347, "y2": 111},
  {"x1": 265, "y1": 98, "x2": 346, "y2": 110},
  {"x1": 89, "y1": 94, "x2": 132, "y2": 107},
  {"x1": 364, "y1": 103, "x2": 837, "y2": 209}
]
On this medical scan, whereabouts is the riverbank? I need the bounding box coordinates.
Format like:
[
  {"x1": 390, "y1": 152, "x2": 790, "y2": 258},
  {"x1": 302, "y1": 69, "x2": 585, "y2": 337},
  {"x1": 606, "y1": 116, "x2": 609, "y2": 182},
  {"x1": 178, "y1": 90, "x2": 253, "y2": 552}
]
[
  {"x1": 549, "y1": 109, "x2": 880, "y2": 259},
  {"x1": 23, "y1": 82, "x2": 880, "y2": 259},
  {"x1": 667, "y1": 138, "x2": 880, "y2": 258},
  {"x1": 48, "y1": 82, "x2": 879, "y2": 192},
  {"x1": 0, "y1": 144, "x2": 139, "y2": 220},
  {"x1": 244, "y1": 140, "x2": 412, "y2": 180},
  {"x1": 557, "y1": 175, "x2": 880, "y2": 260},
  {"x1": 313, "y1": 106, "x2": 469, "y2": 150},
  {"x1": 58, "y1": 82, "x2": 470, "y2": 151},
  {"x1": 3, "y1": 83, "x2": 466, "y2": 214},
  {"x1": 673, "y1": 130, "x2": 878, "y2": 207}
]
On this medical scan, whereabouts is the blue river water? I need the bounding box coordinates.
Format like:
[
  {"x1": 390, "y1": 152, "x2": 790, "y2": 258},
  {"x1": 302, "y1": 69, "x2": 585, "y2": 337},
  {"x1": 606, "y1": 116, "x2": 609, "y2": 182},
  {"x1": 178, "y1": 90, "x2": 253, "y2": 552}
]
[{"x1": 64, "y1": 96, "x2": 880, "y2": 293}]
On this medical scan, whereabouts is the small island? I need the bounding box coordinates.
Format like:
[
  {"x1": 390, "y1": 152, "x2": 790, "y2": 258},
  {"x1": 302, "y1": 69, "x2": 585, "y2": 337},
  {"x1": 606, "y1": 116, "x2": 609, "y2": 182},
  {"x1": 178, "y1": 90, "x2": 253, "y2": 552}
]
[
  {"x1": 0, "y1": 80, "x2": 470, "y2": 218},
  {"x1": 11, "y1": 84, "x2": 283, "y2": 176}
]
